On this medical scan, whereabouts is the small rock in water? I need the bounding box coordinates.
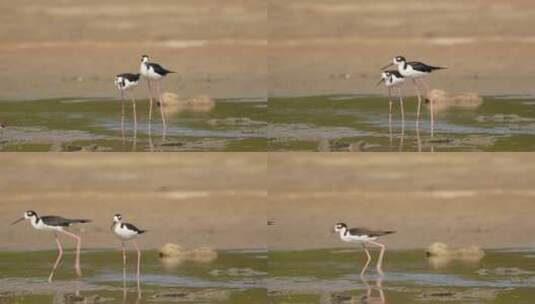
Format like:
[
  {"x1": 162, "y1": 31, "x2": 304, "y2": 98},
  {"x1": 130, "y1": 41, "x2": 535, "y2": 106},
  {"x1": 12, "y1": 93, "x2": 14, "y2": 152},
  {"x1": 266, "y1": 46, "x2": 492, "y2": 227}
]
[
  {"x1": 0, "y1": 122, "x2": 6, "y2": 128},
  {"x1": 426, "y1": 242, "x2": 485, "y2": 259},
  {"x1": 158, "y1": 243, "x2": 217, "y2": 268},
  {"x1": 425, "y1": 89, "x2": 483, "y2": 111},
  {"x1": 158, "y1": 92, "x2": 215, "y2": 114}
]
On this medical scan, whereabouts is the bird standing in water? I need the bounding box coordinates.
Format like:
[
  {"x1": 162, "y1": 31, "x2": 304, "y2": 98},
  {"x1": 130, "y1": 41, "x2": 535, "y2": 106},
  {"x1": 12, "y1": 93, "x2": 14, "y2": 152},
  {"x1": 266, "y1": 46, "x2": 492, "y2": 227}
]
[
  {"x1": 382, "y1": 56, "x2": 445, "y2": 136},
  {"x1": 139, "y1": 55, "x2": 175, "y2": 135},
  {"x1": 11, "y1": 210, "x2": 91, "y2": 282},
  {"x1": 111, "y1": 214, "x2": 146, "y2": 298},
  {"x1": 333, "y1": 222, "x2": 395, "y2": 276}
]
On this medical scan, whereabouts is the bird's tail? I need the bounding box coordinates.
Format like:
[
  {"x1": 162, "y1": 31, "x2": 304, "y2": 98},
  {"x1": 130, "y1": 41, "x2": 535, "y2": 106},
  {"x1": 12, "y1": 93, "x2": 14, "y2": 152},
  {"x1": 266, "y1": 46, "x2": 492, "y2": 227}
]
[
  {"x1": 431, "y1": 66, "x2": 446, "y2": 70},
  {"x1": 382, "y1": 230, "x2": 396, "y2": 235},
  {"x1": 138, "y1": 230, "x2": 147, "y2": 234},
  {"x1": 72, "y1": 219, "x2": 92, "y2": 224}
]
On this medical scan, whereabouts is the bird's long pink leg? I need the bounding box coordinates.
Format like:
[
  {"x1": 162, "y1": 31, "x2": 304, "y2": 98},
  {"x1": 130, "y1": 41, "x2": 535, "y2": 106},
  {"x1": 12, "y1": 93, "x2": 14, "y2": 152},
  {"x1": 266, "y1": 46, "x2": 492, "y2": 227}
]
[
  {"x1": 130, "y1": 91, "x2": 137, "y2": 127},
  {"x1": 368, "y1": 240, "x2": 386, "y2": 276},
  {"x1": 130, "y1": 91, "x2": 138, "y2": 151},
  {"x1": 418, "y1": 79, "x2": 434, "y2": 137},
  {"x1": 121, "y1": 241, "x2": 127, "y2": 283},
  {"x1": 412, "y1": 79, "x2": 422, "y2": 124},
  {"x1": 387, "y1": 87, "x2": 393, "y2": 114},
  {"x1": 133, "y1": 239, "x2": 142, "y2": 298},
  {"x1": 146, "y1": 80, "x2": 154, "y2": 124},
  {"x1": 156, "y1": 80, "x2": 167, "y2": 138},
  {"x1": 387, "y1": 87, "x2": 392, "y2": 145},
  {"x1": 48, "y1": 233, "x2": 63, "y2": 283},
  {"x1": 398, "y1": 87, "x2": 404, "y2": 122},
  {"x1": 121, "y1": 241, "x2": 127, "y2": 298},
  {"x1": 60, "y1": 230, "x2": 82, "y2": 277},
  {"x1": 361, "y1": 244, "x2": 372, "y2": 277},
  {"x1": 398, "y1": 87, "x2": 405, "y2": 152}
]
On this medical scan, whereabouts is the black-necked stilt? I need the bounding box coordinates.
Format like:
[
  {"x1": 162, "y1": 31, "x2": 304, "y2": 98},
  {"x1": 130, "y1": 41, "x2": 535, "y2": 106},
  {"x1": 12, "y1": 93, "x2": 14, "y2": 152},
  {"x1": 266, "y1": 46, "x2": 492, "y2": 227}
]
[
  {"x1": 333, "y1": 223, "x2": 395, "y2": 276},
  {"x1": 115, "y1": 73, "x2": 140, "y2": 127},
  {"x1": 111, "y1": 214, "x2": 146, "y2": 297},
  {"x1": 140, "y1": 55, "x2": 175, "y2": 132},
  {"x1": 383, "y1": 56, "x2": 445, "y2": 136},
  {"x1": 379, "y1": 70, "x2": 406, "y2": 118},
  {"x1": 379, "y1": 70, "x2": 406, "y2": 149},
  {"x1": 11, "y1": 210, "x2": 91, "y2": 282}
]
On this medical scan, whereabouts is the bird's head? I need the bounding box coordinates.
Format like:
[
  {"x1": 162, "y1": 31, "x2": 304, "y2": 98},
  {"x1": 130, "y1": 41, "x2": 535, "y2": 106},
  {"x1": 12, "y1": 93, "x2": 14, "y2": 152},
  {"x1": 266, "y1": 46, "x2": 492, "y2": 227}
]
[
  {"x1": 393, "y1": 56, "x2": 406, "y2": 65},
  {"x1": 113, "y1": 214, "x2": 123, "y2": 223},
  {"x1": 382, "y1": 56, "x2": 406, "y2": 70},
  {"x1": 11, "y1": 210, "x2": 37, "y2": 225},
  {"x1": 377, "y1": 71, "x2": 390, "y2": 86},
  {"x1": 141, "y1": 55, "x2": 150, "y2": 63},
  {"x1": 333, "y1": 222, "x2": 347, "y2": 233}
]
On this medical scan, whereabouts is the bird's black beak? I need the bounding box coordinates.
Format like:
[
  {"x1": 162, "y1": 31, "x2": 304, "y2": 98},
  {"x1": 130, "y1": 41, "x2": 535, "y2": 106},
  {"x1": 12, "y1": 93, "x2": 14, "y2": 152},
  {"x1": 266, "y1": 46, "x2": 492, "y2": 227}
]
[
  {"x1": 376, "y1": 79, "x2": 384, "y2": 86},
  {"x1": 11, "y1": 217, "x2": 24, "y2": 225},
  {"x1": 381, "y1": 63, "x2": 394, "y2": 70}
]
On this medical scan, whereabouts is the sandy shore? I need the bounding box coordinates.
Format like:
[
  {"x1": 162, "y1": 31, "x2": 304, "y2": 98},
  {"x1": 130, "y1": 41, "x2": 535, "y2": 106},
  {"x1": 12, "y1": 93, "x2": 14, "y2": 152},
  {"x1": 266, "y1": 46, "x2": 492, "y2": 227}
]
[{"x1": 1, "y1": 153, "x2": 535, "y2": 251}]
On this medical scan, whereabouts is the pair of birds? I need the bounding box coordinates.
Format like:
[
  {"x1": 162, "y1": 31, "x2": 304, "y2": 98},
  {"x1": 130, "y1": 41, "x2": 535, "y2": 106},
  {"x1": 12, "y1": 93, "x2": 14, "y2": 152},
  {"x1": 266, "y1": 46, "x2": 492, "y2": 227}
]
[
  {"x1": 114, "y1": 54, "x2": 175, "y2": 130},
  {"x1": 11, "y1": 211, "x2": 145, "y2": 283},
  {"x1": 379, "y1": 56, "x2": 445, "y2": 136}
]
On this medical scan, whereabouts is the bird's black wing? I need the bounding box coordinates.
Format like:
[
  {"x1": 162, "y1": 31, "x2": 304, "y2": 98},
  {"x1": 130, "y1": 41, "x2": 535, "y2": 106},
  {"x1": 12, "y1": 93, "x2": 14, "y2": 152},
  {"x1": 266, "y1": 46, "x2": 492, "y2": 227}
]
[
  {"x1": 41, "y1": 216, "x2": 91, "y2": 227},
  {"x1": 408, "y1": 62, "x2": 445, "y2": 72},
  {"x1": 348, "y1": 227, "x2": 395, "y2": 237},
  {"x1": 390, "y1": 70, "x2": 404, "y2": 78},
  {"x1": 123, "y1": 222, "x2": 146, "y2": 234},
  {"x1": 149, "y1": 63, "x2": 175, "y2": 76},
  {"x1": 117, "y1": 73, "x2": 141, "y2": 81}
]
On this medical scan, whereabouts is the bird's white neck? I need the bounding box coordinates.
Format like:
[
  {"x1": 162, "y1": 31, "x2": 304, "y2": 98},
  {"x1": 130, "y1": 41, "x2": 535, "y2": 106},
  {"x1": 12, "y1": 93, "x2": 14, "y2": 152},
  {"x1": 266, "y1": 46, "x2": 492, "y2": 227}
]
[
  {"x1": 30, "y1": 216, "x2": 40, "y2": 228},
  {"x1": 338, "y1": 227, "x2": 348, "y2": 237}
]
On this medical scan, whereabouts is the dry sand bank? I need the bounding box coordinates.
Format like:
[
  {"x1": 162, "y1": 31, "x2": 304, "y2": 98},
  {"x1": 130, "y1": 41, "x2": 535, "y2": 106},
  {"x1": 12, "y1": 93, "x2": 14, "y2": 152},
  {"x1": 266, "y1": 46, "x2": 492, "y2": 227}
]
[{"x1": 1, "y1": 153, "x2": 535, "y2": 251}]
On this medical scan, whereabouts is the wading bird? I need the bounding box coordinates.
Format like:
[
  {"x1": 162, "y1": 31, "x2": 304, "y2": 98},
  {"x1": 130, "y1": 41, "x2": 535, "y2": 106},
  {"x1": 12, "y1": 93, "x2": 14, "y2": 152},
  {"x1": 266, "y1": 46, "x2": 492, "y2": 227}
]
[
  {"x1": 11, "y1": 210, "x2": 91, "y2": 282},
  {"x1": 379, "y1": 70, "x2": 406, "y2": 118},
  {"x1": 382, "y1": 56, "x2": 445, "y2": 136},
  {"x1": 115, "y1": 73, "x2": 140, "y2": 127},
  {"x1": 139, "y1": 55, "x2": 175, "y2": 133},
  {"x1": 333, "y1": 222, "x2": 395, "y2": 276},
  {"x1": 111, "y1": 214, "x2": 146, "y2": 297}
]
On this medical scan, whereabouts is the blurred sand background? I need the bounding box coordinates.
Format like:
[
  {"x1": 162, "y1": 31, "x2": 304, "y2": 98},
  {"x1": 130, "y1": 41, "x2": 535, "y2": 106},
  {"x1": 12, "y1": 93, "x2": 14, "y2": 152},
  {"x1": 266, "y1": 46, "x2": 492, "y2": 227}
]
[
  {"x1": 1, "y1": 153, "x2": 535, "y2": 251},
  {"x1": 0, "y1": 0, "x2": 267, "y2": 100},
  {"x1": 270, "y1": 0, "x2": 535, "y2": 97}
]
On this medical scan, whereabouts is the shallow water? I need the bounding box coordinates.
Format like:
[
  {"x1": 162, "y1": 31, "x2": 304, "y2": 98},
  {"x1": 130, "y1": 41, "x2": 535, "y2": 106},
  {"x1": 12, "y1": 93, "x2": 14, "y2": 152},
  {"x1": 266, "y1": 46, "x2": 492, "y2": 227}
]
[
  {"x1": 2, "y1": 95, "x2": 535, "y2": 151},
  {"x1": 269, "y1": 95, "x2": 535, "y2": 151},
  {"x1": 0, "y1": 98, "x2": 267, "y2": 152},
  {"x1": 1, "y1": 249, "x2": 534, "y2": 303}
]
